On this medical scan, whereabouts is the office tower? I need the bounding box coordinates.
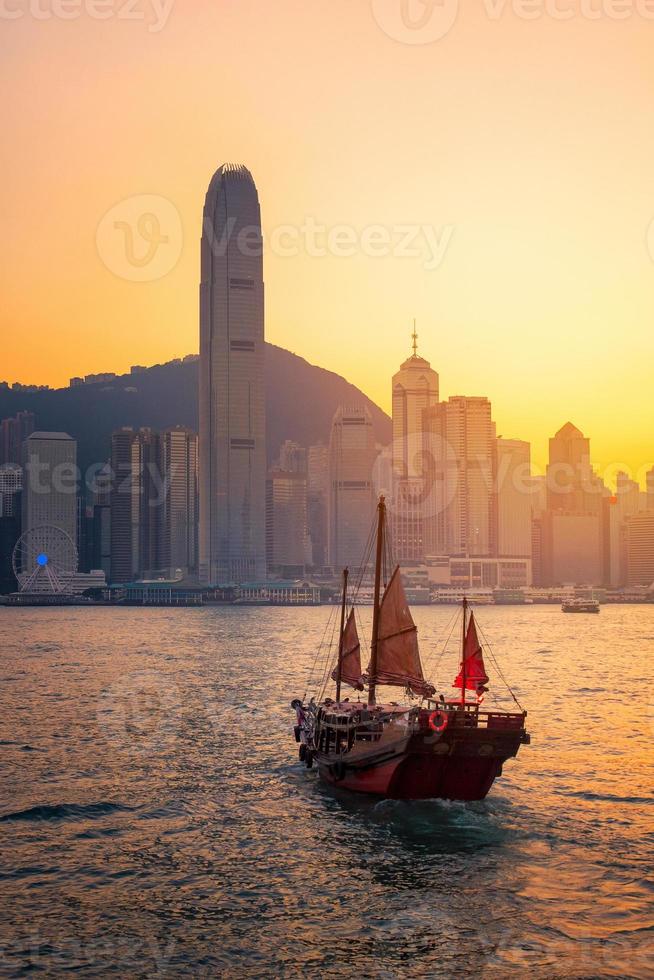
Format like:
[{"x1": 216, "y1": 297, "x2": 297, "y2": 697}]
[
  {"x1": 110, "y1": 428, "x2": 140, "y2": 583},
  {"x1": 392, "y1": 335, "x2": 439, "y2": 480},
  {"x1": 546, "y1": 422, "x2": 602, "y2": 514},
  {"x1": 276, "y1": 440, "x2": 307, "y2": 476},
  {"x1": 266, "y1": 470, "x2": 308, "y2": 573},
  {"x1": 390, "y1": 337, "x2": 439, "y2": 563},
  {"x1": 109, "y1": 428, "x2": 162, "y2": 583},
  {"x1": 308, "y1": 443, "x2": 329, "y2": 496},
  {"x1": 328, "y1": 405, "x2": 377, "y2": 569},
  {"x1": 495, "y1": 439, "x2": 532, "y2": 561},
  {"x1": 625, "y1": 512, "x2": 654, "y2": 586},
  {"x1": 21, "y1": 432, "x2": 77, "y2": 575},
  {"x1": 0, "y1": 463, "x2": 22, "y2": 517},
  {"x1": 91, "y1": 462, "x2": 112, "y2": 581},
  {"x1": 0, "y1": 411, "x2": 35, "y2": 465},
  {"x1": 137, "y1": 428, "x2": 160, "y2": 577},
  {"x1": 424, "y1": 396, "x2": 495, "y2": 557},
  {"x1": 159, "y1": 426, "x2": 198, "y2": 578},
  {"x1": 307, "y1": 443, "x2": 329, "y2": 567},
  {"x1": 647, "y1": 468, "x2": 654, "y2": 510},
  {"x1": 607, "y1": 471, "x2": 642, "y2": 586},
  {"x1": 529, "y1": 475, "x2": 547, "y2": 587},
  {"x1": 0, "y1": 464, "x2": 22, "y2": 594},
  {"x1": 199, "y1": 163, "x2": 266, "y2": 584},
  {"x1": 541, "y1": 423, "x2": 603, "y2": 585}
]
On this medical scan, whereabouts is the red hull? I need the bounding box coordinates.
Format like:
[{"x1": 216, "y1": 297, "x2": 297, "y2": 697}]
[
  {"x1": 314, "y1": 725, "x2": 526, "y2": 801},
  {"x1": 318, "y1": 751, "x2": 504, "y2": 801}
]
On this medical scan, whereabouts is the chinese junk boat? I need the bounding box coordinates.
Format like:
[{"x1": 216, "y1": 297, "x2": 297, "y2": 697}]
[{"x1": 291, "y1": 496, "x2": 530, "y2": 801}]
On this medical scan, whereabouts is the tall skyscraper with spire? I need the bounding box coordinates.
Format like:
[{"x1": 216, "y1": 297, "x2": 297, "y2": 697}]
[
  {"x1": 199, "y1": 164, "x2": 266, "y2": 584},
  {"x1": 390, "y1": 327, "x2": 439, "y2": 562},
  {"x1": 391, "y1": 325, "x2": 439, "y2": 481}
]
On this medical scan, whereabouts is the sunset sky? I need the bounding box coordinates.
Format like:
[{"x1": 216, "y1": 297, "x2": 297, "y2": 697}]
[{"x1": 1, "y1": 0, "x2": 653, "y2": 478}]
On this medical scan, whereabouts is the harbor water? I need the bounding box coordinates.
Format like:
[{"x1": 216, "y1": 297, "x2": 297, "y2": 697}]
[{"x1": 0, "y1": 605, "x2": 652, "y2": 978}]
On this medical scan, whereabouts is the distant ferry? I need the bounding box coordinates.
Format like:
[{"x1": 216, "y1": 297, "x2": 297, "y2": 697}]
[{"x1": 562, "y1": 598, "x2": 600, "y2": 614}]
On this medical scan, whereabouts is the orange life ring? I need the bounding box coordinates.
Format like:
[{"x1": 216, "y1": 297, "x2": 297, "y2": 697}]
[{"x1": 429, "y1": 710, "x2": 448, "y2": 734}]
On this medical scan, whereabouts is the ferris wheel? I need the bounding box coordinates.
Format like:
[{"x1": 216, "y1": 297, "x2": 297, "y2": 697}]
[{"x1": 12, "y1": 525, "x2": 78, "y2": 595}]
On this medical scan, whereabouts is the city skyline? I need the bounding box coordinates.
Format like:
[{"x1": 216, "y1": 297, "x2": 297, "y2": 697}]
[
  {"x1": 2, "y1": 338, "x2": 652, "y2": 490},
  {"x1": 2, "y1": 6, "x2": 654, "y2": 479}
]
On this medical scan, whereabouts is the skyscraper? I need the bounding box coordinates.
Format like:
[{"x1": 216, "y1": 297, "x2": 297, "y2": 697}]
[
  {"x1": 328, "y1": 405, "x2": 377, "y2": 570},
  {"x1": 608, "y1": 471, "x2": 642, "y2": 586},
  {"x1": 391, "y1": 334, "x2": 439, "y2": 563},
  {"x1": 110, "y1": 426, "x2": 198, "y2": 583},
  {"x1": 159, "y1": 426, "x2": 198, "y2": 578},
  {"x1": 276, "y1": 440, "x2": 307, "y2": 476},
  {"x1": 494, "y1": 439, "x2": 532, "y2": 560},
  {"x1": 0, "y1": 463, "x2": 22, "y2": 517},
  {"x1": 424, "y1": 396, "x2": 495, "y2": 557},
  {"x1": 22, "y1": 431, "x2": 77, "y2": 560},
  {"x1": 307, "y1": 442, "x2": 329, "y2": 567},
  {"x1": 0, "y1": 463, "x2": 22, "y2": 594},
  {"x1": 199, "y1": 163, "x2": 266, "y2": 584},
  {"x1": 625, "y1": 512, "x2": 654, "y2": 587},
  {"x1": 266, "y1": 469, "x2": 308, "y2": 573},
  {"x1": 392, "y1": 334, "x2": 440, "y2": 481},
  {"x1": 0, "y1": 411, "x2": 35, "y2": 466},
  {"x1": 541, "y1": 423, "x2": 604, "y2": 585},
  {"x1": 109, "y1": 427, "x2": 160, "y2": 583},
  {"x1": 110, "y1": 428, "x2": 142, "y2": 584},
  {"x1": 546, "y1": 422, "x2": 602, "y2": 514}
]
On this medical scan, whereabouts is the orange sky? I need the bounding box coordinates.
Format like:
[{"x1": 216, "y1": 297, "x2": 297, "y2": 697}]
[{"x1": 1, "y1": 0, "x2": 653, "y2": 479}]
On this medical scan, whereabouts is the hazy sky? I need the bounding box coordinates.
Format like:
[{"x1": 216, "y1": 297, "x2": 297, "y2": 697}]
[{"x1": 2, "y1": 0, "x2": 653, "y2": 477}]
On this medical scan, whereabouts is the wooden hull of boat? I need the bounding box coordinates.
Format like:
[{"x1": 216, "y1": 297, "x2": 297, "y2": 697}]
[{"x1": 315, "y1": 729, "x2": 526, "y2": 802}]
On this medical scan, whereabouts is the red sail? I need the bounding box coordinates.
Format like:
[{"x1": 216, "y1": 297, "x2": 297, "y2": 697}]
[
  {"x1": 369, "y1": 567, "x2": 435, "y2": 698},
  {"x1": 331, "y1": 609, "x2": 365, "y2": 692},
  {"x1": 453, "y1": 612, "x2": 489, "y2": 693}
]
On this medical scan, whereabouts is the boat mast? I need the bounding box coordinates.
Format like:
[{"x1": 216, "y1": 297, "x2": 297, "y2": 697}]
[
  {"x1": 368, "y1": 496, "x2": 386, "y2": 706},
  {"x1": 461, "y1": 596, "x2": 468, "y2": 707},
  {"x1": 335, "y1": 567, "x2": 349, "y2": 704}
]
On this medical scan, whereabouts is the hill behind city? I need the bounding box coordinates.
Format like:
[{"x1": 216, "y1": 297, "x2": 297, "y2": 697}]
[{"x1": 0, "y1": 344, "x2": 391, "y2": 477}]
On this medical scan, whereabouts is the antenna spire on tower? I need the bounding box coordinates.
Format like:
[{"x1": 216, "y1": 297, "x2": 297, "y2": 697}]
[{"x1": 412, "y1": 319, "x2": 418, "y2": 357}]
